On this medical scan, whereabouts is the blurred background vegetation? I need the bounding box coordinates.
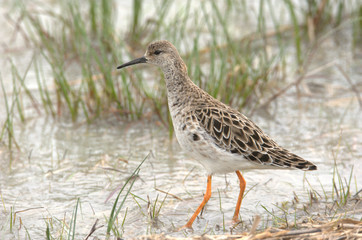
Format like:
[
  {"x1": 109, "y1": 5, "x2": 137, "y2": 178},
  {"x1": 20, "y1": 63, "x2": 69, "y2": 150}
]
[{"x1": 1, "y1": 0, "x2": 361, "y2": 149}]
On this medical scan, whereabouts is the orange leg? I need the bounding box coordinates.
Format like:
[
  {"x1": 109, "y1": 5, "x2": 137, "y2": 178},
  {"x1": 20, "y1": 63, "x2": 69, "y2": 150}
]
[
  {"x1": 232, "y1": 170, "x2": 246, "y2": 223},
  {"x1": 181, "y1": 175, "x2": 212, "y2": 229}
]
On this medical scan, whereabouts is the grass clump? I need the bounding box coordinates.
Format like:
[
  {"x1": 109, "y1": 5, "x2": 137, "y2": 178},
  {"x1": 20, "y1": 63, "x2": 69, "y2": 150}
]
[
  {"x1": 1, "y1": 0, "x2": 358, "y2": 130},
  {"x1": 260, "y1": 163, "x2": 361, "y2": 232}
]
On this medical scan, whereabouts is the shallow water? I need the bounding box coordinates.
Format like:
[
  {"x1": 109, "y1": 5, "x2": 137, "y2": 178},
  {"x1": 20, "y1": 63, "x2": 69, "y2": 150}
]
[
  {"x1": 0, "y1": 1, "x2": 361, "y2": 239},
  {"x1": 1, "y1": 80, "x2": 361, "y2": 238}
]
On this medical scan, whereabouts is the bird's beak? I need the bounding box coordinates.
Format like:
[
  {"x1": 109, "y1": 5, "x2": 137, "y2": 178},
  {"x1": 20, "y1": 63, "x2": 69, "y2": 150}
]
[{"x1": 117, "y1": 56, "x2": 147, "y2": 69}]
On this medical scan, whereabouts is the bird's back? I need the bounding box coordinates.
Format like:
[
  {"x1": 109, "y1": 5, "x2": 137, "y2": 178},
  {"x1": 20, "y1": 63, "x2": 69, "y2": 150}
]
[{"x1": 170, "y1": 83, "x2": 317, "y2": 173}]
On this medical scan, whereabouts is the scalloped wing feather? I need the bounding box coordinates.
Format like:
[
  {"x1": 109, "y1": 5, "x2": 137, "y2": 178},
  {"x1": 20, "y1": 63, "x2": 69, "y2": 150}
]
[{"x1": 194, "y1": 106, "x2": 317, "y2": 171}]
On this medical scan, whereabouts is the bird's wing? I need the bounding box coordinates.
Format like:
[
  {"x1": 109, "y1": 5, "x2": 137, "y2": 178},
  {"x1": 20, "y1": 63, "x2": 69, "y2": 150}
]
[{"x1": 194, "y1": 106, "x2": 316, "y2": 170}]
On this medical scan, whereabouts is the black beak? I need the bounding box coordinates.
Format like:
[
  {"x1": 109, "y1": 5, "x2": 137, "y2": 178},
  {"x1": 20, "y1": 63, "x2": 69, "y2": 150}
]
[{"x1": 117, "y1": 56, "x2": 147, "y2": 69}]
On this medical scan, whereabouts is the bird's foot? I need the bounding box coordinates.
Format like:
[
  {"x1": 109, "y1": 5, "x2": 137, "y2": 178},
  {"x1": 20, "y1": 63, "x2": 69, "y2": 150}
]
[
  {"x1": 177, "y1": 224, "x2": 194, "y2": 232},
  {"x1": 232, "y1": 217, "x2": 242, "y2": 227}
]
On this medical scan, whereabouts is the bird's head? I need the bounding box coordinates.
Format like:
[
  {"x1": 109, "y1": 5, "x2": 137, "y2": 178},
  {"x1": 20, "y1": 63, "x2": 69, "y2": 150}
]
[{"x1": 117, "y1": 40, "x2": 182, "y2": 70}]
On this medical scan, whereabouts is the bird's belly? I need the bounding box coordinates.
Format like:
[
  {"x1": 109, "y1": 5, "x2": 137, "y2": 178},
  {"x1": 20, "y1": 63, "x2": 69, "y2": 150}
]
[{"x1": 174, "y1": 124, "x2": 265, "y2": 174}]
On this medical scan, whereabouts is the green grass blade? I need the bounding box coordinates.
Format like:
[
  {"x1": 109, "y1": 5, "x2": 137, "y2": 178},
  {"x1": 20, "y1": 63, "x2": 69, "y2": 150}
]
[
  {"x1": 284, "y1": 0, "x2": 302, "y2": 66},
  {"x1": 106, "y1": 153, "x2": 148, "y2": 235},
  {"x1": 67, "y1": 198, "x2": 80, "y2": 240}
]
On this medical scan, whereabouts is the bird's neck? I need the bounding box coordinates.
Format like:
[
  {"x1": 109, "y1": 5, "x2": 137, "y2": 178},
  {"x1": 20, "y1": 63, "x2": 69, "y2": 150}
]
[
  {"x1": 161, "y1": 60, "x2": 198, "y2": 109},
  {"x1": 162, "y1": 60, "x2": 193, "y2": 95}
]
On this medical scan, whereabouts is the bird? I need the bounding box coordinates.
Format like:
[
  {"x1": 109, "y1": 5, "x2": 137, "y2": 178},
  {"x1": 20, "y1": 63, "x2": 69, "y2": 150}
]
[{"x1": 117, "y1": 40, "x2": 317, "y2": 229}]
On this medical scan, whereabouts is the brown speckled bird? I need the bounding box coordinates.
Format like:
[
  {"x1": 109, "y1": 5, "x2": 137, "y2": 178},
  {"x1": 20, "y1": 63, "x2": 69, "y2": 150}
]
[{"x1": 117, "y1": 40, "x2": 317, "y2": 229}]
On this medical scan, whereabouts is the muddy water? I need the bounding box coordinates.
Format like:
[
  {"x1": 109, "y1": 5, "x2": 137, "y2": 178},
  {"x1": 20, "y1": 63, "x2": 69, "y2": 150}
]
[{"x1": 1, "y1": 1, "x2": 362, "y2": 240}]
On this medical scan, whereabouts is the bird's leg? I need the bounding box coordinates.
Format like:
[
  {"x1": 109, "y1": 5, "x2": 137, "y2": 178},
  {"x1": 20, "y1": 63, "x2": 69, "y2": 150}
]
[
  {"x1": 232, "y1": 170, "x2": 246, "y2": 223},
  {"x1": 181, "y1": 175, "x2": 212, "y2": 229}
]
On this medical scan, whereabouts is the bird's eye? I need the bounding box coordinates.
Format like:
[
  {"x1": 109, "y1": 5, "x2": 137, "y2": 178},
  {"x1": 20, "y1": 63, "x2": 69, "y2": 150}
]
[{"x1": 154, "y1": 50, "x2": 162, "y2": 55}]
